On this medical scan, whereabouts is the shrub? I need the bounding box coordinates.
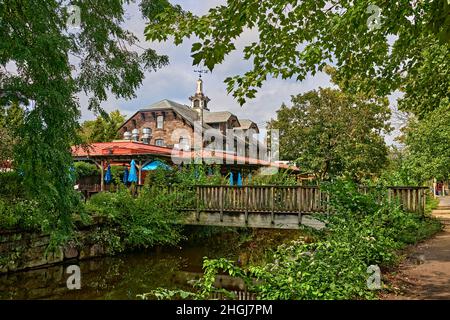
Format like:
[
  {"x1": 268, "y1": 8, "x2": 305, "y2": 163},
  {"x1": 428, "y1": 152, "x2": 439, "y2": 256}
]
[
  {"x1": 74, "y1": 162, "x2": 99, "y2": 179},
  {"x1": 0, "y1": 171, "x2": 24, "y2": 199}
]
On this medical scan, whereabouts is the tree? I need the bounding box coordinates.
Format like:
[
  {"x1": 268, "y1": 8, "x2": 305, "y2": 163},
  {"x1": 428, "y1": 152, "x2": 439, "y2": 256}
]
[
  {"x1": 0, "y1": 1, "x2": 168, "y2": 238},
  {"x1": 269, "y1": 88, "x2": 391, "y2": 181},
  {"x1": 403, "y1": 104, "x2": 450, "y2": 183},
  {"x1": 144, "y1": 0, "x2": 449, "y2": 116},
  {"x1": 0, "y1": 102, "x2": 24, "y2": 165},
  {"x1": 79, "y1": 110, "x2": 125, "y2": 143}
]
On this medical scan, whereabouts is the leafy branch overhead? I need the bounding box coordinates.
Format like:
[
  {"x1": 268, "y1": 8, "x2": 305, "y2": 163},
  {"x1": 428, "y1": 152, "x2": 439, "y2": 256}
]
[{"x1": 144, "y1": 0, "x2": 449, "y2": 109}]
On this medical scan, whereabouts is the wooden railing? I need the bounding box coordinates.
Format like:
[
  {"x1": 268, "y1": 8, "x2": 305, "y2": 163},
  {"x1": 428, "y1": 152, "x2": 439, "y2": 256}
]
[
  {"x1": 195, "y1": 185, "x2": 329, "y2": 214},
  {"x1": 191, "y1": 185, "x2": 428, "y2": 215},
  {"x1": 387, "y1": 186, "x2": 428, "y2": 214},
  {"x1": 81, "y1": 184, "x2": 429, "y2": 214}
]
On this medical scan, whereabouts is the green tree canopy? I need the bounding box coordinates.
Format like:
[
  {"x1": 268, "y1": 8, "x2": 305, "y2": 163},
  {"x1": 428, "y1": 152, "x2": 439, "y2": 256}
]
[
  {"x1": 269, "y1": 88, "x2": 392, "y2": 181},
  {"x1": 144, "y1": 0, "x2": 449, "y2": 117},
  {"x1": 403, "y1": 104, "x2": 450, "y2": 183},
  {"x1": 79, "y1": 110, "x2": 126, "y2": 143}
]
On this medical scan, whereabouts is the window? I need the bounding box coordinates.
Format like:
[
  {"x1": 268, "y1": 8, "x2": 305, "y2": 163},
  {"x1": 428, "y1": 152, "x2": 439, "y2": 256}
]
[
  {"x1": 155, "y1": 139, "x2": 164, "y2": 146},
  {"x1": 156, "y1": 115, "x2": 164, "y2": 129},
  {"x1": 132, "y1": 119, "x2": 137, "y2": 128}
]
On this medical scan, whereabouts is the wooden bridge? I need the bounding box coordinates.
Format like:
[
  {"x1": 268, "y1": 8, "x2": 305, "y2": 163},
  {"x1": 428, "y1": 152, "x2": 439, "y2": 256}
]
[{"x1": 181, "y1": 185, "x2": 428, "y2": 230}]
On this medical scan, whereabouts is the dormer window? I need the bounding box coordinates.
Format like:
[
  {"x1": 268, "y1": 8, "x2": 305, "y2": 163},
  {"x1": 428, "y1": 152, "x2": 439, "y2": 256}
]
[{"x1": 156, "y1": 115, "x2": 164, "y2": 129}]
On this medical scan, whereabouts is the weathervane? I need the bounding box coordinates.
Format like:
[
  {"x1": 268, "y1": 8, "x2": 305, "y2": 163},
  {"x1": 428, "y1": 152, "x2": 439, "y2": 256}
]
[{"x1": 194, "y1": 69, "x2": 208, "y2": 78}]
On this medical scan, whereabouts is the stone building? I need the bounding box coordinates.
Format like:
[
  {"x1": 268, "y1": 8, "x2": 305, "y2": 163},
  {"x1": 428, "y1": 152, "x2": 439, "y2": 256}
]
[{"x1": 118, "y1": 77, "x2": 260, "y2": 155}]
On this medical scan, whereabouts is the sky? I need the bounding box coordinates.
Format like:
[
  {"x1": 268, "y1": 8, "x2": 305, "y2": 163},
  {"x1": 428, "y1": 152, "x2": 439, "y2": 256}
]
[{"x1": 77, "y1": 0, "x2": 402, "y2": 145}]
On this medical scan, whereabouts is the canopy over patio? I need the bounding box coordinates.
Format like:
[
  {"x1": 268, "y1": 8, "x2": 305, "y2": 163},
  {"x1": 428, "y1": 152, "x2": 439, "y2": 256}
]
[{"x1": 71, "y1": 140, "x2": 300, "y2": 191}]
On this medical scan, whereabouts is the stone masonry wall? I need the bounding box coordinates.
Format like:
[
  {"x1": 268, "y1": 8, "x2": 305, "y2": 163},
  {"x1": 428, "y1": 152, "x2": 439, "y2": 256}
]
[
  {"x1": 0, "y1": 226, "x2": 108, "y2": 274},
  {"x1": 120, "y1": 110, "x2": 195, "y2": 147}
]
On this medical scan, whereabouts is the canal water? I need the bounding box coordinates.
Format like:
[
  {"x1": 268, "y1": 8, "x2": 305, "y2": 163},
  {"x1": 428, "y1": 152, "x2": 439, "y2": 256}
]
[{"x1": 0, "y1": 229, "x2": 302, "y2": 300}]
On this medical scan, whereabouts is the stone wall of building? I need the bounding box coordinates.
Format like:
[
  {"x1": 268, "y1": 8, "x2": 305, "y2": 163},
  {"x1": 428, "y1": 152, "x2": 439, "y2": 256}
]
[{"x1": 120, "y1": 110, "x2": 195, "y2": 147}]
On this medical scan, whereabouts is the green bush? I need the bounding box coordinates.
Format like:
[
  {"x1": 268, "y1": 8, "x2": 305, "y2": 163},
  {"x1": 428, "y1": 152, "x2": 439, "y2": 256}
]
[
  {"x1": 74, "y1": 162, "x2": 99, "y2": 179},
  {"x1": 0, "y1": 171, "x2": 24, "y2": 199},
  {"x1": 84, "y1": 184, "x2": 187, "y2": 252}
]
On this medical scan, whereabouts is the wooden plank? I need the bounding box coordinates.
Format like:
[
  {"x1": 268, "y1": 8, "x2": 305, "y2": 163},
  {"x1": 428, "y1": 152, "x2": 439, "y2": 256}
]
[
  {"x1": 271, "y1": 186, "x2": 275, "y2": 224},
  {"x1": 219, "y1": 186, "x2": 224, "y2": 222}
]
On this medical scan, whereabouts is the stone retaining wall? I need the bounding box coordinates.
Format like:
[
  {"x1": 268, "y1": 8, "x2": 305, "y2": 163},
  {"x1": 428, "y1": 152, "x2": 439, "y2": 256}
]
[{"x1": 0, "y1": 226, "x2": 108, "y2": 274}]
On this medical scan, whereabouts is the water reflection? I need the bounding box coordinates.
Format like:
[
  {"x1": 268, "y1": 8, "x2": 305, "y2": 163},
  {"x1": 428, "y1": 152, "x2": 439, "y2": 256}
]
[{"x1": 0, "y1": 246, "x2": 216, "y2": 300}]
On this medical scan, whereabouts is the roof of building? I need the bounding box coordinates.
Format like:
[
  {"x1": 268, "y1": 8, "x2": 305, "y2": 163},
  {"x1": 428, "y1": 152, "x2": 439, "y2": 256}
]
[
  {"x1": 237, "y1": 119, "x2": 255, "y2": 129},
  {"x1": 203, "y1": 111, "x2": 238, "y2": 124},
  {"x1": 71, "y1": 141, "x2": 173, "y2": 158},
  {"x1": 119, "y1": 99, "x2": 219, "y2": 131},
  {"x1": 71, "y1": 141, "x2": 300, "y2": 172}
]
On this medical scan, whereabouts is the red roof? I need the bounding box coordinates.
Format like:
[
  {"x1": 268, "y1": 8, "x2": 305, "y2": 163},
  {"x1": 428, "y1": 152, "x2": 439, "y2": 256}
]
[
  {"x1": 71, "y1": 141, "x2": 173, "y2": 157},
  {"x1": 71, "y1": 141, "x2": 299, "y2": 172}
]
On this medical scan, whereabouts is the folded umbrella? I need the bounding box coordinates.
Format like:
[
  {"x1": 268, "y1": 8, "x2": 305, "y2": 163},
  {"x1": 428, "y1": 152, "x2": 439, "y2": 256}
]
[
  {"x1": 104, "y1": 164, "x2": 112, "y2": 184},
  {"x1": 128, "y1": 160, "x2": 138, "y2": 183}
]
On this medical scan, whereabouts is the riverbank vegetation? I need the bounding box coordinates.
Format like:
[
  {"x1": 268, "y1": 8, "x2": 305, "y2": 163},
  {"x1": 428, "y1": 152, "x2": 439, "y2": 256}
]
[{"x1": 144, "y1": 180, "x2": 441, "y2": 300}]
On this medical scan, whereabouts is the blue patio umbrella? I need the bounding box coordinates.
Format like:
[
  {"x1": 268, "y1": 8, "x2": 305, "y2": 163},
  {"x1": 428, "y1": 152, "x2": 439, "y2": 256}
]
[
  {"x1": 229, "y1": 172, "x2": 234, "y2": 186},
  {"x1": 104, "y1": 164, "x2": 112, "y2": 184},
  {"x1": 237, "y1": 172, "x2": 243, "y2": 187},
  {"x1": 142, "y1": 160, "x2": 172, "y2": 171},
  {"x1": 123, "y1": 167, "x2": 129, "y2": 184},
  {"x1": 128, "y1": 160, "x2": 138, "y2": 183}
]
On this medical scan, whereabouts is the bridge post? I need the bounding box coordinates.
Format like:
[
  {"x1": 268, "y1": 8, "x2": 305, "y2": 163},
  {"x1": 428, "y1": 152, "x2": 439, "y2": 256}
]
[
  {"x1": 270, "y1": 186, "x2": 275, "y2": 225},
  {"x1": 245, "y1": 186, "x2": 249, "y2": 224},
  {"x1": 196, "y1": 186, "x2": 200, "y2": 221},
  {"x1": 219, "y1": 186, "x2": 224, "y2": 222},
  {"x1": 297, "y1": 186, "x2": 302, "y2": 225}
]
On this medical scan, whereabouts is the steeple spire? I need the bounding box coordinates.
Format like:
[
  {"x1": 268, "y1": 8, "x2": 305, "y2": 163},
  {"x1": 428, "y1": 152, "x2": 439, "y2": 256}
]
[{"x1": 190, "y1": 71, "x2": 210, "y2": 111}]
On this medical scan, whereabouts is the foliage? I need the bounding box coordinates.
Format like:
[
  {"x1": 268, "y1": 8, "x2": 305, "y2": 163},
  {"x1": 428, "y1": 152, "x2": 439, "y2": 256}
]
[
  {"x1": 0, "y1": 0, "x2": 168, "y2": 241},
  {"x1": 248, "y1": 170, "x2": 297, "y2": 186},
  {"x1": 78, "y1": 110, "x2": 126, "y2": 143},
  {"x1": 269, "y1": 88, "x2": 391, "y2": 181},
  {"x1": 378, "y1": 146, "x2": 422, "y2": 187},
  {"x1": 145, "y1": 179, "x2": 441, "y2": 300},
  {"x1": 74, "y1": 162, "x2": 100, "y2": 179},
  {"x1": 84, "y1": 186, "x2": 183, "y2": 251},
  {"x1": 144, "y1": 0, "x2": 449, "y2": 112},
  {"x1": 403, "y1": 104, "x2": 450, "y2": 182},
  {"x1": 0, "y1": 171, "x2": 24, "y2": 199},
  {"x1": 0, "y1": 102, "x2": 24, "y2": 164}
]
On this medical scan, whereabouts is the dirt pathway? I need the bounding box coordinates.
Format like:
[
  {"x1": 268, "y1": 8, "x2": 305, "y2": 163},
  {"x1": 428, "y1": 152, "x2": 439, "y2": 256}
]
[{"x1": 383, "y1": 197, "x2": 450, "y2": 300}]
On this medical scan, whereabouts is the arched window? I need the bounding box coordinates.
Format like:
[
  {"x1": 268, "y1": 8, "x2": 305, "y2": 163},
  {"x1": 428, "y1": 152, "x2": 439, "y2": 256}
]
[{"x1": 193, "y1": 100, "x2": 199, "y2": 108}]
